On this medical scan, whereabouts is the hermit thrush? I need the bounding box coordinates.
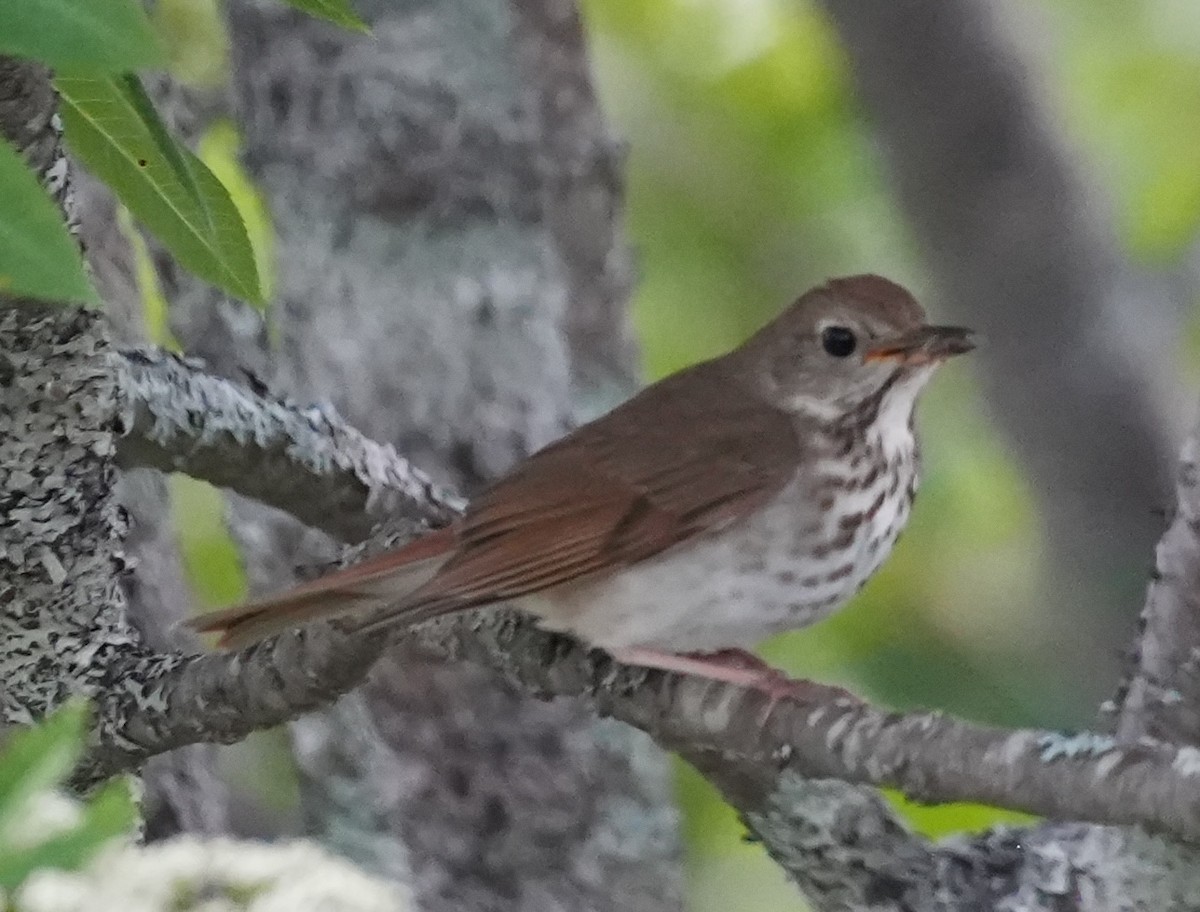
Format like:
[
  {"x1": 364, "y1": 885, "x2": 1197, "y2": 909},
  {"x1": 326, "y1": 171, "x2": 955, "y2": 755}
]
[{"x1": 191, "y1": 275, "x2": 972, "y2": 693}]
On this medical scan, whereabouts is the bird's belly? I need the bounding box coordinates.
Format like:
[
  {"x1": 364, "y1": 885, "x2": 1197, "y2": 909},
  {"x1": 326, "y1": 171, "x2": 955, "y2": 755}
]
[{"x1": 531, "y1": 471, "x2": 913, "y2": 653}]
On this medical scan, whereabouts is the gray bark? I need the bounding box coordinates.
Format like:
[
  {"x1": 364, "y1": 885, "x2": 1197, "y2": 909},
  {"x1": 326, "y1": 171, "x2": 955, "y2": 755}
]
[
  {"x1": 0, "y1": 57, "x2": 227, "y2": 837},
  {"x1": 1115, "y1": 411, "x2": 1200, "y2": 744},
  {"x1": 509, "y1": 0, "x2": 638, "y2": 407},
  {"x1": 0, "y1": 300, "x2": 138, "y2": 725},
  {"x1": 75, "y1": 168, "x2": 231, "y2": 839},
  {"x1": 0, "y1": 60, "x2": 144, "y2": 723},
  {"x1": 820, "y1": 0, "x2": 1185, "y2": 714}
]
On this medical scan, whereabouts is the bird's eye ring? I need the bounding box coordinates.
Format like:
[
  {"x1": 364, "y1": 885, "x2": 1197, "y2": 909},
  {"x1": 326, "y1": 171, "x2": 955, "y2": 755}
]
[{"x1": 820, "y1": 326, "x2": 857, "y2": 358}]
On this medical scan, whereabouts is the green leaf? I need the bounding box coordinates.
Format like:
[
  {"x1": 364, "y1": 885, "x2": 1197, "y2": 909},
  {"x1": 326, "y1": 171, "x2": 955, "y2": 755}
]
[
  {"x1": 281, "y1": 0, "x2": 369, "y2": 32},
  {"x1": 0, "y1": 140, "x2": 98, "y2": 305},
  {"x1": 199, "y1": 121, "x2": 276, "y2": 306},
  {"x1": 0, "y1": 701, "x2": 89, "y2": 842},
  {"x1": 0, "y1": 0, "x2": 165, "y2": 71},
  {"x1": 56, "y1": 73, "x2": 265, "y2": 305},
  {"x1": 0, "y1": 779, "x2": 136, "y2": 890}
]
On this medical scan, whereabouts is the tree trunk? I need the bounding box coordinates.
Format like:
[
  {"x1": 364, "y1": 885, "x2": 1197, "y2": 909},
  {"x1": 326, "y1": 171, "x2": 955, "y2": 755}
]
[{"x1": 150, "y1": 1, "x2": 684, "y2": 907}]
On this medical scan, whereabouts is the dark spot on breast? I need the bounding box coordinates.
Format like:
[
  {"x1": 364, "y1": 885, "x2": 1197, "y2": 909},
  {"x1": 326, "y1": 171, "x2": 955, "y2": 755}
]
[
  {"x1": 865, "y1": 489, "x2": 888, "y2": 520},
  {"x1": 824, "y1": 562, "x2": 854, "y2": 583},
  {"x1": 811, "y1": 541, "x2": 835, "y2": 559},
  {"x1": 819, "y1": 524, "x2": 857, "y2": 553},
  {"x1": 856, "y1": 461, "x2": 883, "y2": 490},
  {"x1": 887, "y1": 465, "x2": 912, "y2": 497}
]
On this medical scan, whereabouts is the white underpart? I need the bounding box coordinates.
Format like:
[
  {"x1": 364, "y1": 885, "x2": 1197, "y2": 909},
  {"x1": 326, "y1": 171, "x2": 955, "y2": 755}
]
[
  {"x1": 528, "y1": 370, "x2": 930, "y2": 653},
  {"x1": 873, "y1": 365, "x2": 934, "y2": 461}
]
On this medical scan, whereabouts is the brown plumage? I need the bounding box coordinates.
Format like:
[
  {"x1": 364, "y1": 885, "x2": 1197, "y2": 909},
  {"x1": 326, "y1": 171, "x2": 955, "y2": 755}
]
[{"x1": 190, "y1": 275, "x2": 972, "y2": 693}]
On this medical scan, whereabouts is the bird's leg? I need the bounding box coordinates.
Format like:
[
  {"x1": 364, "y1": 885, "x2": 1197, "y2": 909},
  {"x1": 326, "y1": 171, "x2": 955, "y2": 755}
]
[
  {"x1": 607, "y1": 646, "x2": 855, "y2": 706},
  {"x1": 685, "y1": 648, "x2": 779, "y2": 675},
  {"x1": 608, "y1": 645, "x2": 781, "y2": 690}
]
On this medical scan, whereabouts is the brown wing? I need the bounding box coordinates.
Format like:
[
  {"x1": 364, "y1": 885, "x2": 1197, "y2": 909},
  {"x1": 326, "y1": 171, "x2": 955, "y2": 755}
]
[{"x1": 399, "y1": 361, "x2": 803, "y2": 613}]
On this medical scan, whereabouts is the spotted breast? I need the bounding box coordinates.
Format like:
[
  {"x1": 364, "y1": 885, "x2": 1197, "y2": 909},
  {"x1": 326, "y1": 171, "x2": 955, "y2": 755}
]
[{"x1": 528, "y1": 403, "x2": 919, "y2": 654}]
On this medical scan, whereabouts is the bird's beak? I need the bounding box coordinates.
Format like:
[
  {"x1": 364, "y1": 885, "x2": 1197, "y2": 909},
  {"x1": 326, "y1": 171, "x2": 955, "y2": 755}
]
[{"x1": 862, "y1": 325, "x2": 975, "y2": 365}]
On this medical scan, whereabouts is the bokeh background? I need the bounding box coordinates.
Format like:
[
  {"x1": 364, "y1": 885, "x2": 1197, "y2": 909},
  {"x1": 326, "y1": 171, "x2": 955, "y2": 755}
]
[{"x1": 150, "y1": 0, "x2": 1200, "y2": 909}]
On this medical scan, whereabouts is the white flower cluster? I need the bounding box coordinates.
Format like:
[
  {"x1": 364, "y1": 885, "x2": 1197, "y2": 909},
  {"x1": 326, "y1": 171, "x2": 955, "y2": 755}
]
[
  {"x1": 4, "y1": 791, "x2": 84, "y2": 850},
  {"x1": 12, "y1": 835, "x2": 414, "y2": 912}
]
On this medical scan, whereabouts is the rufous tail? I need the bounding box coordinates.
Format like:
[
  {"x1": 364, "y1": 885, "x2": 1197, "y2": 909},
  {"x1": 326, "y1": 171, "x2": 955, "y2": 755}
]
[{"x1": 187, "y1": 527, "x2": 456, "y2": 649}]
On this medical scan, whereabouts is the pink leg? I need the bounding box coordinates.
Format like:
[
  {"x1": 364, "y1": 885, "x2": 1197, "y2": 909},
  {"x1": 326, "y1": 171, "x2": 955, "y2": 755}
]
[{"x1": 607, "y1": 646, "x2": 855, "y2": 705}]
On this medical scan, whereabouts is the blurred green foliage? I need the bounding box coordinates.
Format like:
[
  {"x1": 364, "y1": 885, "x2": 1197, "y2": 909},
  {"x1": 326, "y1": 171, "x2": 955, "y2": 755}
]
[
  {"x1": 1044, "y1": 0, "x2": 1200, "y2": 258},
  {"x1": 0, "y1": 702, "x2": 137, "y2": 892},
  {"x1": 0, "y1": 138, "x2": 97, "y2": 304},
  {"x1": 144, "y1": 1, "x2": 1200, "y2": 910},
  {"x1": 152, "y1": 0, "x2": 229, "y2": 87},
  {"x1": 171, "y1": 475, "x2": 247, "y2": 609},
  {"x1": 0, "y1": 0, "x2": 164, "y2": 72}
]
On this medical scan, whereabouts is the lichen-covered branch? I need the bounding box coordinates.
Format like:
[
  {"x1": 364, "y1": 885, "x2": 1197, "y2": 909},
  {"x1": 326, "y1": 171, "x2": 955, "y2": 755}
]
[
  {"x1": 401, "y1": 610, "x2": 1200, "y2": 848},
  {"x1": 82, "y1": 580, "x2": 1200, "y2": 868},
  {"x1": 1116, "y1": 412, "x2": 1200, "y2": 744},
  {"x1": 115, "y1": 347, "x2": 462, "y2": 543}
]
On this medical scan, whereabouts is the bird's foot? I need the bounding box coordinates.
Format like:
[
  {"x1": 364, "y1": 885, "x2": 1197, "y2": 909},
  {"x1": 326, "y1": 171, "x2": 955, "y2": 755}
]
[{"x1": 607, "y1": 646, "x2": 854, "y2": 707}]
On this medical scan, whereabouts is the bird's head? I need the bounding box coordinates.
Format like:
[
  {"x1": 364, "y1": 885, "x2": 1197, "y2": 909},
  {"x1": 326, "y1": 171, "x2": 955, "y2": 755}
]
[{"x1": 740, "y1": 274, "x2": 974, "y2": 426}]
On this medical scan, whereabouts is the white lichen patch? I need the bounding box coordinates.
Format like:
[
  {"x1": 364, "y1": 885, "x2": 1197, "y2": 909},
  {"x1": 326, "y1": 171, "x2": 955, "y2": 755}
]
[
  {"x1": 1171, "y1": 745, "x2": 1200, "y2": 777},
  {"x1": 14, "y1": 838, "x2": 414, "y2": 912},
  {"x1": 1036, "y1": 732, "x2": 1116, "y2": 763}
]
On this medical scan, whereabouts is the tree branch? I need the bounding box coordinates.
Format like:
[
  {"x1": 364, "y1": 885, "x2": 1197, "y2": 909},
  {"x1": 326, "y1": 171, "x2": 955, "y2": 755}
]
[
  {"x1": 86, "y1": 584, "x2": 1200, "y2": 850},
  {"x1": 114, "y1": 347, "x2": 462, "y2": 542},
  {"x1": 1116, "y1": 411, "x2": 1200, "y2": 744},
  {"x1": 401, "y1": 611, "x2": 1200, "y2": 846}
]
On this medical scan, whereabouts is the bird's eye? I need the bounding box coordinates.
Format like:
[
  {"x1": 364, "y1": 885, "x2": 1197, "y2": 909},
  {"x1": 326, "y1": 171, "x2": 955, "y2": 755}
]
[{"x1": 820, "y1": 326, "x2": 857, "y2": 358}]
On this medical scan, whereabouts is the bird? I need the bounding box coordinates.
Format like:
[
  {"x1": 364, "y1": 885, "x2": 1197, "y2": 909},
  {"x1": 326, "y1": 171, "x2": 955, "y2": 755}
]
[{"x1": 190, "y1": 274, "x2": 973, "y2": 694}]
